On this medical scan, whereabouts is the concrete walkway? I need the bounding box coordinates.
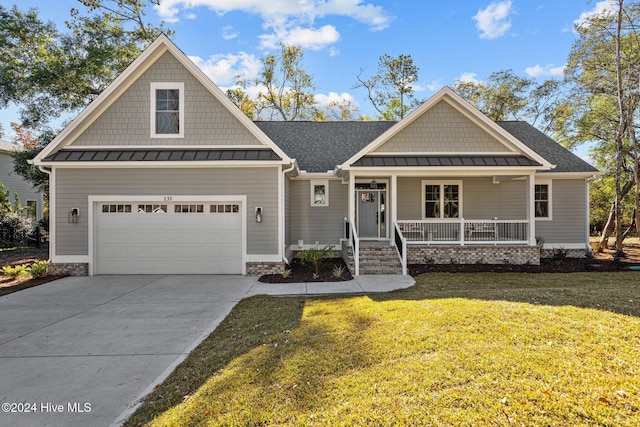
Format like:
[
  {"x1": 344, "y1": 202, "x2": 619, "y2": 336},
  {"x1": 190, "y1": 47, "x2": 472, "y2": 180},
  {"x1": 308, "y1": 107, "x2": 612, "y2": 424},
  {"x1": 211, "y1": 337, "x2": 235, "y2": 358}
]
[{"x1": 0, "y1": 274, "x2": 414, "y2": 427}]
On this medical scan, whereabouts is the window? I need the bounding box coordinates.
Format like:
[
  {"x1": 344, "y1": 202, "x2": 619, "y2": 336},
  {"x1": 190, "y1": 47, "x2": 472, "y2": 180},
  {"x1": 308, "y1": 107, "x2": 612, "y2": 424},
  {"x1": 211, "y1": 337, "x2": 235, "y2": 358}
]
[
  {"x1": 174, "y1": 204, "x2": 204, "y2": 213},
  {"x1": 137, "y1": 204, "x2": 167, "y2": 214},
  {"x1": 422, "y1": 181, "x2": 462, "y2": 219},
  {"x1": 150, "y1": 82, "x2": 184, "y2": 138},
  {"x1": 310, "y1": 180, "x2": 329, "y2": 207},
  {"x1": 26, "y1": 200, "x2": 37, "y2": 220},
  {"x1": 102, "y1": 204, "x2": 132, "y2": 213},
  {"x1": 210, "y1": 204, "x2": 239, "y2": 213},
  {"x1": 535, "y1": 183, "x2": 551, "y2": 219}
]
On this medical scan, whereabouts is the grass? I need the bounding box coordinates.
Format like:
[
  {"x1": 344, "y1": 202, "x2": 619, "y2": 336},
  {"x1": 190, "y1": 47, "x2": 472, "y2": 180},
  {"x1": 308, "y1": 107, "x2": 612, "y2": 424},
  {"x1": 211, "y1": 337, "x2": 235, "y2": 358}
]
[{"x1": 125, "y1": 272, "x2": 640, "y2": 426}]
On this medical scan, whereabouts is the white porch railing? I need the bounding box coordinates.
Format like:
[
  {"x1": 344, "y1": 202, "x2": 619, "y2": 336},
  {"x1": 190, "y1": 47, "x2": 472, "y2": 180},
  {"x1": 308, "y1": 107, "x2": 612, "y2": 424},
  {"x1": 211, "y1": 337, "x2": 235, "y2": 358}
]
[
  {"x1": 396, "y1": 219, "x2": 529, "y2": 245},
  {"x1": 345, "y1": 219, "x2": 360, "y2": 275}
]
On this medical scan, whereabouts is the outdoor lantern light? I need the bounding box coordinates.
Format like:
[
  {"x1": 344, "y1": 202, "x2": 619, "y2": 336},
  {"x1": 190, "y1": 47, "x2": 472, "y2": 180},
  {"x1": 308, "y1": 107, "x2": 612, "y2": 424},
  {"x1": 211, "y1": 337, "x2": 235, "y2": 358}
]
[
  {"x1": 255, "y1": 207, "x2": 263, "y2": 223},
  {"x1": 68, "y1": 208, "x2": 80, "y2": 224},
  {"x1": 370, "y1": 178, "x2": 378, "y2": 189}
]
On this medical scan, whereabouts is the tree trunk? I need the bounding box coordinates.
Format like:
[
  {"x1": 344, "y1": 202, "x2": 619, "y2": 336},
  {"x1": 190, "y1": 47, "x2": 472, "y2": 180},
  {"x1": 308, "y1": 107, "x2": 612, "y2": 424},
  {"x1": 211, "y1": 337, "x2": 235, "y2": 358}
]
[{"x1": 597, "y1": 177, "x2": 636, "y2": 251}]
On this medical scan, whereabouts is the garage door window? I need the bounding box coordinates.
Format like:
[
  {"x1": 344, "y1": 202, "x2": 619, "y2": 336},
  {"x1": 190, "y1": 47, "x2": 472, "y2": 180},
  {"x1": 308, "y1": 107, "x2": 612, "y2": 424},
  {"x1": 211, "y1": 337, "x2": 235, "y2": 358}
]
[
  {"x1": 137, "y1": 204, "x2": 167, "y2": 213},
  {"x1": 175, "y1": 204, "x2": 204, "y2": 213},
  {"x1": 102, "y1": 204, "x2": 132, "y2": 213},
  {"x1": 210, "y1": 204, "x2": 239, "y2": 213}
]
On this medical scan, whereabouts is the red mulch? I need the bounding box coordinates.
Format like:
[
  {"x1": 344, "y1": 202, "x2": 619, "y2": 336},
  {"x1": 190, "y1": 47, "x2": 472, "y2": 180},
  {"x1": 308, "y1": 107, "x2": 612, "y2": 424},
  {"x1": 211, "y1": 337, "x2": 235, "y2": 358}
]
[{"x1": 259, "y1": 258, "x2": 353, "y2": 283}]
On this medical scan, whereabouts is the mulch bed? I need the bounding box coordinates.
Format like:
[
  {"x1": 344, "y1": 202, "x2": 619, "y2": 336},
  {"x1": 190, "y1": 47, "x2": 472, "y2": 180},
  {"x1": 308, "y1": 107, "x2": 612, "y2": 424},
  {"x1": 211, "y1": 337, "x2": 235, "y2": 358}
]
[
  {"x1": 259, "y1": 258, "x2": 353, "y2": 283},
  {"x1": 0, "y1": 245, "x2": 67, "y2": 296}
]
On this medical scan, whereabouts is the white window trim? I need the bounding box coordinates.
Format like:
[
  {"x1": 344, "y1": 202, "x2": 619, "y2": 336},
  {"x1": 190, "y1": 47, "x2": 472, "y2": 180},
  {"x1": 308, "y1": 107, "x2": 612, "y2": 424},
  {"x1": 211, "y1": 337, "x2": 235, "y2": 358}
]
[
  {"x1": 534, "y1": 179, "x2": 553, "y2": 221},
  {"x1": 421, "y1": 180, "x2": 463, "y2": 219},
  {"x1": 150, "y1": 82, "x2": 184, "y2": 138},
  {"x1": 310, "y1": 179, "x2": 329, "y2": 207}
]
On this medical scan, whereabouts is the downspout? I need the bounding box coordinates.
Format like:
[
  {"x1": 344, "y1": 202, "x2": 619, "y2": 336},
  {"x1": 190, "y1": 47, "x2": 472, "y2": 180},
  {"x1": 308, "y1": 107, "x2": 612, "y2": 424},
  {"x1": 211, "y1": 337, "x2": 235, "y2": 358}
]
[
  {"x1": 281, "y1": 160, "x2": 297, "y2": 265},
  {"x1": 37, "y1": 166, "x2": 52, "y2": 264}
]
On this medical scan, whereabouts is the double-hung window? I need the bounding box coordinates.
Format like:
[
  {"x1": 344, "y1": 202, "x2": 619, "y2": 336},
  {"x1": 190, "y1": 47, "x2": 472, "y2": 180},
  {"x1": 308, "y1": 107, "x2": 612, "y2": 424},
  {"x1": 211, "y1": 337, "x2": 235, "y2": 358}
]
[
  {"x1": 422, "y1": 181, "x2": 462, "y2": 219},
  {"x1": 534, "y1": 183, "x2": 551, "y2": 219},
  {"x1": 310, "y1": 180, "x2": 329, "y2": 207},
  {"x1": 151, "y1": 82, "x2": 184, "y2": 138}
]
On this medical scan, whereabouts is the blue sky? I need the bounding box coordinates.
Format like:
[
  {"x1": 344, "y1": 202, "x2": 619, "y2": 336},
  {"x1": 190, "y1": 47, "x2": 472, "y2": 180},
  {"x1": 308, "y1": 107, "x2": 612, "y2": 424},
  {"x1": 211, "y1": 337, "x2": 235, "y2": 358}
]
[{"x1": 1, "y1": 0, "x2": 617, "y2": 135}]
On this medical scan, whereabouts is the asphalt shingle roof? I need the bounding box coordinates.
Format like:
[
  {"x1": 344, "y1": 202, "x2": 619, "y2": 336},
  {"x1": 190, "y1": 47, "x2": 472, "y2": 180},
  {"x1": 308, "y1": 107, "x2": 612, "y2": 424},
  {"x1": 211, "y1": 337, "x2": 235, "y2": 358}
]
[
  {"x1": 496, "y1": 121, "x2": 598, "y2": 173},
  {"x1": 352, "y1": 155, "x2": 541, "y2": 168},
  {"x1": 256, "y1": 120, "x2": 598, "y2": 174},
  {"x1": 254, "y1": 121, "x2": 395, "y2": 172}
]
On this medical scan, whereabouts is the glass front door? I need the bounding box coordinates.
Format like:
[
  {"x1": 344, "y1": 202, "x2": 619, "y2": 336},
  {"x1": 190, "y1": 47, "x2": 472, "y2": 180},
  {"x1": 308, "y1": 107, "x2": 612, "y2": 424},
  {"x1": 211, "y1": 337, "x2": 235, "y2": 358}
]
[{"x1": 356, "y1": 189, "x2": 387, "y2": 238}]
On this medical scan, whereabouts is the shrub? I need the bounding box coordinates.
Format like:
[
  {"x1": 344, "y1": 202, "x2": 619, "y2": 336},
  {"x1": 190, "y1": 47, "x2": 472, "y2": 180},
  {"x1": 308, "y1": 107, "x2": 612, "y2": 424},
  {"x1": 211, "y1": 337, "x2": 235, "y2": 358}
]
[
  {"x1": 299, "y1": 245, "x2": 334, "y2": 274},
  {"x1": 282, "y1": 268, "x2": 292, "y2": 279},
  {"x1": 28, "y1": 261, "x2": 48, "y2": 278},
  {"x1": 551, "y1": 247, "x2": 569, "y2": 264},
  {"x1": 1, "y1": 264, "x2": 30, "y2": 278},
  {"x1": 0, "y1": 210, "x2": 34, "y2": 246}
]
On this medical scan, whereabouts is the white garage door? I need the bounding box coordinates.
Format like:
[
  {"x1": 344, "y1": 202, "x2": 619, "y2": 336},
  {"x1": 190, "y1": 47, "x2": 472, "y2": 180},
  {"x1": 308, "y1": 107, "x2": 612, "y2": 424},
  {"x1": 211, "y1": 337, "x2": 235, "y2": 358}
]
[{"x1": 95, "y1": 202, "x2": 243, "y2": 274}]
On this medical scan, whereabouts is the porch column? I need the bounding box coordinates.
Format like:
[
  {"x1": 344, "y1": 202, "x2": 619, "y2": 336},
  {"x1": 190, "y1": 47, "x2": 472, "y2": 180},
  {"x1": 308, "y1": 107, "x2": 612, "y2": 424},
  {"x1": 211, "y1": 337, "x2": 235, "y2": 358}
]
[
  {"x1": 526, "y1": 173, "x2": 536, "y2": 245},
  {"x1": 390, "y1": 174, "x2": 397, "y2": 244},
  {"x1": 349, "y1": 173, "x2": 356, "y2": 226}
]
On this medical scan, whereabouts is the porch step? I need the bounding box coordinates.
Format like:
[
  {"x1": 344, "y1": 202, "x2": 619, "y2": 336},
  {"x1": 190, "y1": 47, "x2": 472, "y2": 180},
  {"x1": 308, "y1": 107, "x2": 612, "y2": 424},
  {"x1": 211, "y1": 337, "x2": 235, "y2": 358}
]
[{"x1": 357, "y1": 245, "x2": 403, "y2": 275}]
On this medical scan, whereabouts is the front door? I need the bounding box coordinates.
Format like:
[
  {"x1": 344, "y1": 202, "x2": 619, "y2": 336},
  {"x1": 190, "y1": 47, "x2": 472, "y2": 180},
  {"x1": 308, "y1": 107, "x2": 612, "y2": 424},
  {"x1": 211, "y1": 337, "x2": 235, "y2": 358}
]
[{"x1": 356, "y1": 189, "x2": 387, "y2": 238}]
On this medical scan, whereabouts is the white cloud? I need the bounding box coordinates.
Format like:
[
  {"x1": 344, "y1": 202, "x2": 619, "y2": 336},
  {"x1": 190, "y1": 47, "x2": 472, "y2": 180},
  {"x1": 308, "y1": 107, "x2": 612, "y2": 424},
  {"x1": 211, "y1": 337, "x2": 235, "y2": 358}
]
[
  {"x1": 260, "y1": 25, "x2": 340, "y2": 50},
  {"x1": 456, "y1": 72, "x2": 482, "y2": 84},
  {"x1": 189, "y1": 52, "x2": 261, "y2": 86},
  {"x1": 185, "y1": 13, "x2": 197, "y2": 20},
  {"x1": 222, "y1": 25, "x2": 238, "y2": 40},
  {"x1": 154, "y1": 0, "x2": 391, "y2": 49},
  {"x1": 424, "y1": 80, "x2": 444, "y2": 92},
  {"x1": 525, "y1": 64, "x2": 566, "y2": 78},
  {"x1": 314, "y1": 92, "x2": 358, "y2": 108},
  {"x1": 473, "y1": 0, "x2": 513, "y2": 40},
  {"x1": 574, "y1": 1, "x2": 617, "y2": 29}
]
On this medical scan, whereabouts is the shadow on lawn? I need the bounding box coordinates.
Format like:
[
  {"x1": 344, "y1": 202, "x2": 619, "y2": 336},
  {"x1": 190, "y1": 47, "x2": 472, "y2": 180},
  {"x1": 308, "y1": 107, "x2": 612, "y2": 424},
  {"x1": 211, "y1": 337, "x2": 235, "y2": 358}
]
[{"x1": 371, "y1": 271, "x2": 640, "y2": 319}]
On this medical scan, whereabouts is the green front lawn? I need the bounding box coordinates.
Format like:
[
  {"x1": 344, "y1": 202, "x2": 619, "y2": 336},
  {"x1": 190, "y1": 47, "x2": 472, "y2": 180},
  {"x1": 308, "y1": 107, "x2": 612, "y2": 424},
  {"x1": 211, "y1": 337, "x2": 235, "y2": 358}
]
[{"x1": 126, "y1": 272, "x2": 640, "y2": 426}]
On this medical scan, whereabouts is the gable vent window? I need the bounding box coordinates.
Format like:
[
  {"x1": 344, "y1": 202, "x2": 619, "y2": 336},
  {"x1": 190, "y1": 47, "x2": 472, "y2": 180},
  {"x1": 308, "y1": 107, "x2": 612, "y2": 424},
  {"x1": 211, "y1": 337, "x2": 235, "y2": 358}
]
[{"x1": 150, "y1": 82, "x2": 184, "y2": 138}]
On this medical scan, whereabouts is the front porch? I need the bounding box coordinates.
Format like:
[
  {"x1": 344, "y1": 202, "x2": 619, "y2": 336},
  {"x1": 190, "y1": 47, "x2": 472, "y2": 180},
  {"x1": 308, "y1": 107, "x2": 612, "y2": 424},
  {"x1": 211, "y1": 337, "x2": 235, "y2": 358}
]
[{"x1": 344, "y1": 174, "x2": 543, "y2": 275}]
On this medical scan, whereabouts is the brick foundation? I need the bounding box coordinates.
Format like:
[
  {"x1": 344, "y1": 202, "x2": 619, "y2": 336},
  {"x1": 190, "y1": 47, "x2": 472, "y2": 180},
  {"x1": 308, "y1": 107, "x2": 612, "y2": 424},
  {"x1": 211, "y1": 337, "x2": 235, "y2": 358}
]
[
  {"x1": 48, "y1": 263, "x2": 89, "y2": 276},
  {"x1": 407, "y1": 245, "x2": 540, "y2": 265},
  {"x1": 246, "y1": 261, "x2": 286, "y2": 276},
  {"x1": 541, "y1": 248, "x2": 589, "y2": 259}
]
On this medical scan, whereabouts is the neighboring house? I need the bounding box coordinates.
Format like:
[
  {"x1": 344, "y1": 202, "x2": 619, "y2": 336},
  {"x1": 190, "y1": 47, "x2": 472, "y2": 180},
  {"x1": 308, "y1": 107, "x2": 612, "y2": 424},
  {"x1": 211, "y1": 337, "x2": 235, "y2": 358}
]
[
  {"x1": 32, "y1": 35, "x2": 599, "y2": 276},
  {"x1": 0, "y1": 139, "x2": 44, "y2": 221}
]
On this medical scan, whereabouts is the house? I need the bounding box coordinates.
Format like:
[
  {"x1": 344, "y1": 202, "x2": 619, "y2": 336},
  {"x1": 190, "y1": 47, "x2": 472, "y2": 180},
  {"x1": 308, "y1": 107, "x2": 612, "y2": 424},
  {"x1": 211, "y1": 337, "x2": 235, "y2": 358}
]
[
  {"x1": 32, "y1": 35, "x2": 599, "y2": 276},
  {"x1": 1, "y1": 139, "x2": 44, "y2": 221}
]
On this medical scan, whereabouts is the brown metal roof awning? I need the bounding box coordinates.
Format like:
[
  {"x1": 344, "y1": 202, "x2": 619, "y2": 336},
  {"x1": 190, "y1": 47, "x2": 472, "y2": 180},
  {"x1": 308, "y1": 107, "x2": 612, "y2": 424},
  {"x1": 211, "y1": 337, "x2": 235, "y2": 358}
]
[
  {"x1": 351, "y1": 155, "x2": 542, "y2": 167},
  {"x1": 43, "y1": 149, "x2": 282, "y2": 162}
]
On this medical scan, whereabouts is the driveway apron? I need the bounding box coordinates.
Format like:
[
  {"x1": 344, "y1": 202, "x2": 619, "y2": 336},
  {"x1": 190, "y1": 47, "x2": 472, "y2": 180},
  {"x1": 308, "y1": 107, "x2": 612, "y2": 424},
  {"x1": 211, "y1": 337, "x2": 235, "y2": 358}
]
[{"x1": 0, "y1": 275, "x2": 256, "y2": 427}]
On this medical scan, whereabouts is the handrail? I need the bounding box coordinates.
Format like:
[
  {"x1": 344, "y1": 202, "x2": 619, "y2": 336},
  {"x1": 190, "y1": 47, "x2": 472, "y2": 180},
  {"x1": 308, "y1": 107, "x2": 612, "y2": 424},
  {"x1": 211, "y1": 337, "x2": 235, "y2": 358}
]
[
  {"x1": 393, "y1": 220, "x2": 407, "y2": 275},
  {"x1": 396, "y1": 219, "x2": 529, "y2": 245},
  {"x1": 349, "y1": 220, "x2": 359, "y2": 276}
]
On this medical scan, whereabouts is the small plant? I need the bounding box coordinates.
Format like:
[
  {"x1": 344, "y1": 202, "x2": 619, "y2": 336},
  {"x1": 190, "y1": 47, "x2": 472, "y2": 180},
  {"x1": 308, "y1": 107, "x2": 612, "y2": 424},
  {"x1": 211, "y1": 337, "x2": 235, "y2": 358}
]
[
  {"x1": 551, "y1": 247, "x2": 569, "y2": 265},
  {"x1": 282, "y1": 268, "x2": 292, "y2": 279},
  {"x1": 1, "y1": 264, "x2": 30, "y2": 279},
  {"x1": 449, "y1": 258, "x2": 458, "y2": 265},
  {"x1": 312, "y1": 272, "x2": 320, "y2": 280},
  {"x1": 422, "y1": 257, "x2": 435, "y2": 265},
  {"x1": 332, "y1": 264, "x2": 346, "y2": 279},
  {"x1": 27, "y1": 261, "x2": 48, "y2": 278},
  {"x1": 475, "y1": 258, "x2": 485, "y2": 265},
  {"x1": 299, "y1": 245, "x2": 334, "y2": 274},
  {"x1": 503, "y1": 259, "x2": 511, "y2": 265}
]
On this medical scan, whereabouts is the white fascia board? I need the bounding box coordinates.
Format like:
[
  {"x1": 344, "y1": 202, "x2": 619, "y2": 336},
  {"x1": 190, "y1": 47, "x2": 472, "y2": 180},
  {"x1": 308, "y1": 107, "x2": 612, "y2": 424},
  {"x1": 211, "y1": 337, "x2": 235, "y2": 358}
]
[
  {"x1": 536, "y1": 171, "x2": 604, "y2": 179},
  {"x1": 340, "y1": 87, "x2": 553, "y2": 170},
  {"x1": 292, "y1": 171, "x2": 339, "y2": 180}
]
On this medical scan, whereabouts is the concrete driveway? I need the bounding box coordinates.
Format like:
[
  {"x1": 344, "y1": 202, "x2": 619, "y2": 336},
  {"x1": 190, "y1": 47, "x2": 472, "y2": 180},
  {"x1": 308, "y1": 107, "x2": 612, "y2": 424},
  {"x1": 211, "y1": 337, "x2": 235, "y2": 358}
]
[{"x1": 0, "y1": 275, "x2": 257, "y2": 427}]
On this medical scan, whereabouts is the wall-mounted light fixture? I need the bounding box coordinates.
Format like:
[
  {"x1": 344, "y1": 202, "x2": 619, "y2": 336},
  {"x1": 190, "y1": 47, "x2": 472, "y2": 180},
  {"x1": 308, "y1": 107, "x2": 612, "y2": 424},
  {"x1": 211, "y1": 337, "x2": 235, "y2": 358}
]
[
  {"x1": 68, "y1": 208, "x2": 80, "y2": 224},
  {"x1": 255, "y1": 207, "x2": 263, "y2": 223},
  {"x1": 369, "y1": 178, "x2": 378, "y2": 189}
]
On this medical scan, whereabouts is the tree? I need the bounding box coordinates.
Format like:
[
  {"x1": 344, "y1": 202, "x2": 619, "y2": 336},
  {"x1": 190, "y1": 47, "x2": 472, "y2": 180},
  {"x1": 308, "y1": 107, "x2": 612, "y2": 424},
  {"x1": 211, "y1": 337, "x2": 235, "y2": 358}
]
[
  {"x1": 355, "y1": 54, "x2": 420, "y2": 120},
  {"x1": 254, "y1": 44, "x2": 317, "y2": 121},
  {"x1": 0, "y1": 1, "x2": 171, "y2": 130},
  {"x1": 561, "y1": 0, "x2": 640, "y2": 254},
  {"x1": 454, "y1": 69, "x2": 566, "y2": 134}
]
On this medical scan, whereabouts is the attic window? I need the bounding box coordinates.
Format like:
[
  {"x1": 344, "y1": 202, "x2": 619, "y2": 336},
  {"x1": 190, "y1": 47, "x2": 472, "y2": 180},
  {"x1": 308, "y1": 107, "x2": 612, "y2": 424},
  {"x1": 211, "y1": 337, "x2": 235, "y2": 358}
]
[{"x1": 151, "y1": 82, "x2": 184, "y2": 138}]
